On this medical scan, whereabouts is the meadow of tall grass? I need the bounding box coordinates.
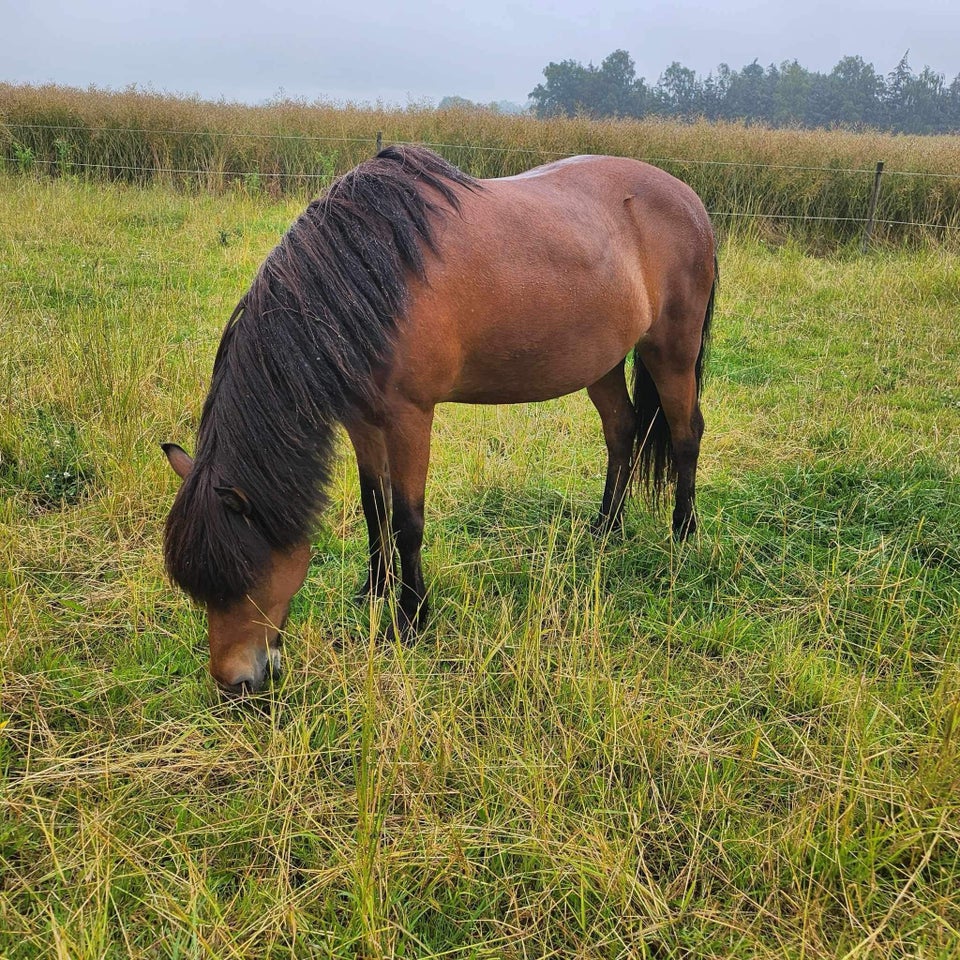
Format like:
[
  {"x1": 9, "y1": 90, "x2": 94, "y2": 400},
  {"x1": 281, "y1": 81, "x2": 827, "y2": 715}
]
[
  {"x1": 0, "y1": 131, "x2": 958, "y2": 956},
  {"x1": 2, "y1": 82, "x2": 960, "y2": 243}
]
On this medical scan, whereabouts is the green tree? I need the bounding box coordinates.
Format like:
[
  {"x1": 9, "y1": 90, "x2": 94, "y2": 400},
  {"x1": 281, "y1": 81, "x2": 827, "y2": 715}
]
[
  {"x1": 701, "y1": 65, "x2": 733, "y2": 119},
  {"x1": 948, "y1": 74, "x2": 960, "y2": 130},
  {"x1": 595, "y1": 50, "x2": 647, "y2": 116},
  {"x1": 656, "y1": 62, "x2": 702, "y2": 117},
  {"x1": 820, "y1": 56, "x2": 883, "y2": 127},
  {"x1": 884, "y1": 50, "x2": 915, "y2": 128},
  {"x1": 724, "y1": 61, "x2": 774, "y2": 122},
  {"x1": 908, "y1": 66, "x2": 948, "y2": 133},
  {"x1": 771, "y1": 60, "x2": 813, "y2": 125},
  {"x1": 529, "y1": 50, "x2": 645, "y2": 118},
  {"x1": 529, "y1": 59, "x2": 595, "y2": 117}
]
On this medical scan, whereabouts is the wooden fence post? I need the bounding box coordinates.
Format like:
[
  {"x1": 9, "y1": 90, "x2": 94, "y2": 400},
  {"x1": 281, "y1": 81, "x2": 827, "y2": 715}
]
[
  {"x1": 861, "y1": 161, "x2": 884, "y2": 252},
  {"x1": 376, "y1": 131, "x2": 382, "y2": 154}
]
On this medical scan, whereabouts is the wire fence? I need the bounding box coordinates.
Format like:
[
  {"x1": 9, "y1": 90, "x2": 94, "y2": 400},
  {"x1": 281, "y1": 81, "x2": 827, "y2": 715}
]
[
  {"x1": 5, "y1": 155, "x2": 954, "y2": 232},
  {"x1": 3, "y1": 122, "x2": 960, "y2": 237}
]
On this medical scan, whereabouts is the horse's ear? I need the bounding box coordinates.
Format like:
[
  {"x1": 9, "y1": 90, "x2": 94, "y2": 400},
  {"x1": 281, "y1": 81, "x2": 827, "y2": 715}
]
[
  {"x1": 214, "y1": 485, "x2": 252, "y2": 517},
  {"x1": 162, "y1": 443, "x2": 194, "y2": 480}
]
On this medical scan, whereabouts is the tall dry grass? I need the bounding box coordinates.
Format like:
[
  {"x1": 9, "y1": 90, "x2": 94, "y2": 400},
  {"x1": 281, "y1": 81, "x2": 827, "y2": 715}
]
[{"x1": 2, "y1": 82, "x2": 960, "y2": 242}]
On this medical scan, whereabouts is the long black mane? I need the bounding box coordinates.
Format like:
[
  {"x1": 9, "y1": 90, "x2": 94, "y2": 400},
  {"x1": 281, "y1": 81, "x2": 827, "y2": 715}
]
[{"x1": 165, "y1": 146, "x2": 478, "y2": 607}]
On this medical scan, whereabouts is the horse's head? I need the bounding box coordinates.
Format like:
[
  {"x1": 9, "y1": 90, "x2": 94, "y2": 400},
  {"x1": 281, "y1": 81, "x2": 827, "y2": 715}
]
[{"x1": 162, "y1": 443, "x2": 310, "y2": 697}]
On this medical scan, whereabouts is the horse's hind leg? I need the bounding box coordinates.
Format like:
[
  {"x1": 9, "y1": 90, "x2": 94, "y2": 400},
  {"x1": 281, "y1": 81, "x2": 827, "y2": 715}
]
[
  {"x1": 383, "y1": 401, "x2": 435, "y2": 636},
  {"x1": 636, "y1": 342, "x2": 705, "y2": 541},
  {"x1": 345, "y1": 419, "x2": 393, "y2": 599},
  {"x1": 587, "y1": 359, "x2": 638, "y2": 533},
  {"x1": 670, "y1": 393, "x2": 704, "y2": 541}
]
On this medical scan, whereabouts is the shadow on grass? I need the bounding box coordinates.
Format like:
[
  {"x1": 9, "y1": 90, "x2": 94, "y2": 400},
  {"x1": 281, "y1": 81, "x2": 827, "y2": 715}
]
[{"x1": 339, "y1": 455, "x2": 960, "y2": 666}]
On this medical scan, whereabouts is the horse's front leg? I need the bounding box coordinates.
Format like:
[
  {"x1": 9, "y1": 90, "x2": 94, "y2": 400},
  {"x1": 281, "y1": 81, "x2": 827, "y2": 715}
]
[
  {"x1": 345, "y1": 419, "x2": 393, "y2": 600},
  {"x1": 384, "y1": 401, "x2": 434, "y2": 637}
]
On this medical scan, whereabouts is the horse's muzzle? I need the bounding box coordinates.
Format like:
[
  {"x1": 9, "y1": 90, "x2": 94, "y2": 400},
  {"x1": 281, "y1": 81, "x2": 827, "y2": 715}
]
[{"x1": 215, "y1": 646, "x2": 283, "y2": 700}]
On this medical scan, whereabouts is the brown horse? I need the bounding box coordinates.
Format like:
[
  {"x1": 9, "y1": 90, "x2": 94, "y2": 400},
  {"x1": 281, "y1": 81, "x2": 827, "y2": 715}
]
[{"x1": 162, "y1": 146, "x2": 716, "y2": 696}]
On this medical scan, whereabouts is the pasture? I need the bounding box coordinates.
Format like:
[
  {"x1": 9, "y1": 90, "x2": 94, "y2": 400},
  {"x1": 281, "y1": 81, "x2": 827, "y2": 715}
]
[{"x1": 1, "y1": 171, "x2": 959, "y2": 958}]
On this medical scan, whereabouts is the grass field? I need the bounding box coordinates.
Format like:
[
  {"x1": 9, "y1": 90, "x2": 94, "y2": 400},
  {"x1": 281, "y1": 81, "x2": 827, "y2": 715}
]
[{"x1": 1, "y1": 172, "x2": 959, "y2": 958}]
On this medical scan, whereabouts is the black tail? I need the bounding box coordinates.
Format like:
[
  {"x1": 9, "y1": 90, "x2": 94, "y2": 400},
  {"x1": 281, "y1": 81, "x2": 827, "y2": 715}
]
[{"x1": 631, "y1": 259, "x2": 717, "y2": 506}]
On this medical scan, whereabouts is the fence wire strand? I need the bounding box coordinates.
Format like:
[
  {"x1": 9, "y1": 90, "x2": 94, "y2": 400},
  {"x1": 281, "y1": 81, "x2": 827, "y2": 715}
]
[
  {"x1": 3, "y1": 121, "x2": 379, "y2": 147},
  {"x1": 3, "y1": 155, "x2": 333, "y2": 179}
]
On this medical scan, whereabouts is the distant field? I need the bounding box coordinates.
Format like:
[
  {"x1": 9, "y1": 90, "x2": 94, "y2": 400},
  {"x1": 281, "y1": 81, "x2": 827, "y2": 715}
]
[
  {"x1": 1, "y1": 173, "x2": 959, "y2": 958},
  {"x1": 3, "y1": 83, "x2": 960, "y2": 245}
]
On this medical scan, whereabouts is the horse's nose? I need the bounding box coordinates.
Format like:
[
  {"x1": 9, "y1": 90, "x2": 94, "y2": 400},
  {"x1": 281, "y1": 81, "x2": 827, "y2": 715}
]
[
  {"x1": 214, "y1": 662, "x2": 268, "y2": 698},
  {"x1": 212, "y1": 644, "x2": 281, "y2": 699},
  {"x1": 216, "y1": 676, "x2": 256, "y2": 698}
]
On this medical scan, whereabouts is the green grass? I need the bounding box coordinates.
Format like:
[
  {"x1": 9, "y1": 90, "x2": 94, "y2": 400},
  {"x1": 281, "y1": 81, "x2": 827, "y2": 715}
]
[{"x1": 1, "y1": 173, "x2": 959, "y2": 958}]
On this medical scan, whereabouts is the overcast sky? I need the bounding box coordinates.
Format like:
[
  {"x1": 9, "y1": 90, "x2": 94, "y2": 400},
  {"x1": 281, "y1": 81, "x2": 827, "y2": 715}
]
[{"x1": 3, "y1": 0, "x2": 958, "y2": 107}]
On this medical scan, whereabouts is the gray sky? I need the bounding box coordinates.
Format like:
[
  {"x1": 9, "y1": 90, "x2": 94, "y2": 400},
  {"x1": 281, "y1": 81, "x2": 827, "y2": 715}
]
[{"x1": 3, "y1": 0, "x2": 958, "y2": 107}]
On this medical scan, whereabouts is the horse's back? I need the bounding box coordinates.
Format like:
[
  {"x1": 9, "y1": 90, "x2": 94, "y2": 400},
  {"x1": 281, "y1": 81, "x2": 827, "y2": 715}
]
[
  {"x1": 493, "y1": 154, "x2": 711, "y2": 238},
  {"x1": 471, "y1": 154, "x2": 712, "y2": 293}
]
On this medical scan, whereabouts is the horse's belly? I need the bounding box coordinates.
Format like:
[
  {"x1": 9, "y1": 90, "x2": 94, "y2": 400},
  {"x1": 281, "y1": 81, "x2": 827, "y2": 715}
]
[{"x1": 446, "y1": 316, "x2": 637, "y2": 404}]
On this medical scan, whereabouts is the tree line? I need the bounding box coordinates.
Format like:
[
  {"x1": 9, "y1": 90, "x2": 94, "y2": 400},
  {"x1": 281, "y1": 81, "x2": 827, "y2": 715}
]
[{"x1": 528, "y1": 51, "x2": 960, "y2": 134}]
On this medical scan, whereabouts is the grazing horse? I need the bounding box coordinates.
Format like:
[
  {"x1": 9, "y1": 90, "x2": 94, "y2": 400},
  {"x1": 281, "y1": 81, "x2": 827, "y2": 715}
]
[{"x1": 162, "y1": 146, "x2": 716, "y2": 696}]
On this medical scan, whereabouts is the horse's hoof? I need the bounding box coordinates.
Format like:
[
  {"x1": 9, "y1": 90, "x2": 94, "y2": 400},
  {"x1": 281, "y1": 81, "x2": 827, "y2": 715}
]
[
  {"x1": 354, "y1": 573, "x2": 392, "y2": 604},
  {"x1": 387, "y1": 599, "x2": 429, "y2": 644},
  {"x1": 672, "y1": 515, "x2": 697, "y2": 542},
  {"x1": 590, "y1": 514, "x2": 624, "y2": 539},
  {"x1": 590, "y1": 517, "x2": 609, "y2": 537},
  {"x1": 385, "y1": 619, "x2": 417, "y2": 646}
]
